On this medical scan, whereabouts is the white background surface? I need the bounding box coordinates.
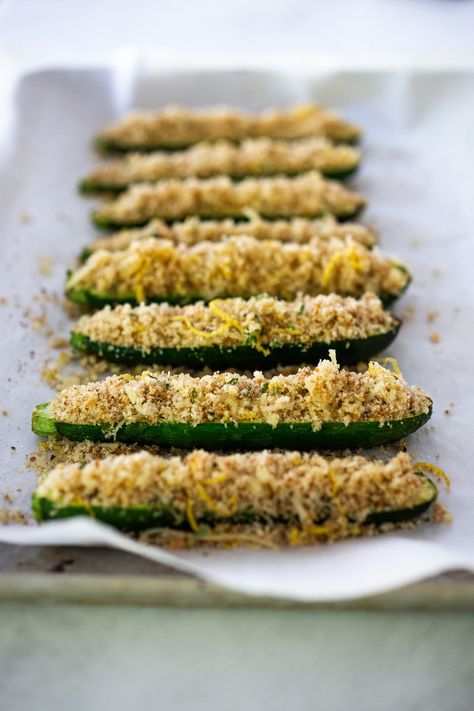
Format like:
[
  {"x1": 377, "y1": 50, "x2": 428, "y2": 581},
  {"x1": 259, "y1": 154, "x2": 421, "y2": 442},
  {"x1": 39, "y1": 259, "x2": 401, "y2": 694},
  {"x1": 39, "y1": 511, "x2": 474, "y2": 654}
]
[{"x1": 1, "y1": 0, "x2": 474, "y2": 69}]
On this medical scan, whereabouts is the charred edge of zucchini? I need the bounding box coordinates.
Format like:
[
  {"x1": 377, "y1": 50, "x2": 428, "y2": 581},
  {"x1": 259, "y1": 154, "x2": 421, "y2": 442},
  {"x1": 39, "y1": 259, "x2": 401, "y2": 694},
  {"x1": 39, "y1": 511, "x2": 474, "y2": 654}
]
[
  {"x1": 69, "y1": 323, "x2": 401, "y2": 368},
  {"x1": 32, "y1": 403, "x2": 432, "y2": 450},
  {"x1": 32, "y1": 473, "x2": 437, "y2": 531}
]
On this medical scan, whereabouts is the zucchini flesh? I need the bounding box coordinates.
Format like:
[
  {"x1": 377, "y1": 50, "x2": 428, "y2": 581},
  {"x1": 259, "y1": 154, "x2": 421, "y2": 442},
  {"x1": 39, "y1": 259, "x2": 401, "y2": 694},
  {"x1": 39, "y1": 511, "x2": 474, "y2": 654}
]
[
  {"x1": 32, "y1": 402, "x2": 432, "y2": 450},
  {"x1": 70, "y1": 324, "x2": 401, "y2": 368},
  {"x1": 31, "y1": 474, "x2": 437, "y2": 531}
]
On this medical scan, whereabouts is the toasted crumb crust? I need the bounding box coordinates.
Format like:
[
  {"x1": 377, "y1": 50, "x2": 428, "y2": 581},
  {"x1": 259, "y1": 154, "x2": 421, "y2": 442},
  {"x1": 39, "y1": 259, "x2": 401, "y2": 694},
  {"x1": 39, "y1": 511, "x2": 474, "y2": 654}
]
[
  {"x1": 35, "y1": 450, "x2": 431, "y2": 528},
  {"x1": 74, "y1": 293, "x2": 396, "y2": 351},
  {"x1": 51, "y1": 359, "x2": 431, "y2": 428},
  {"x1": 97, "y1": 104, "x2": 361, "y2": 150},
  {"x1": 137, "y1": 508, "x2": 448, "y2": 549},
  {"x1": 84, "y1": 137, "x2": 360, "y2": 187},
  {"x1": 68, "y1": 236, "x2": 408, "y2": 302},
  {"x1": 93, "y1": 172, "x2": 366, "y2": 224},
  {"x1": 88, "y1": 215, "x2": 377, "y2": 254}
]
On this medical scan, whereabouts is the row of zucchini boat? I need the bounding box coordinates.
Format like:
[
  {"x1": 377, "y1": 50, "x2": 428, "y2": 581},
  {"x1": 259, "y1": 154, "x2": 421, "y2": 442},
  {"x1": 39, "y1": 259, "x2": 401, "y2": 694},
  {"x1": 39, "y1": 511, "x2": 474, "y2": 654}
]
[{"x1": 32, "y1": 104, "x2": 443, "y2": 545}]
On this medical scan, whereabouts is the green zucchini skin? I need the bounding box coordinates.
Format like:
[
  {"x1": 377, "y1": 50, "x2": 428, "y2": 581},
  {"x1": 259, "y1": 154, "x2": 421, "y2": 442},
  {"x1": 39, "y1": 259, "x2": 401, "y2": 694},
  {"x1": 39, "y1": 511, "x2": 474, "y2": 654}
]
[
  {"x1": 91, "y1": 205, "x2": 366, "y2": 230},
  {"x1": 66, "y1": 285, "x2": 404, "y2": 309},
  {"x1": 79, "y1": 166, "x2": 359, "y2": 197},
  {"x1": 66, "y1": 286, "x2": 210, "y2": 309},
  {"x1": 94, "y1": 135, "x2": 360, "y2": 156},
  {"x1": 32, "y1": 402, "x2": 432, "y2": 450},
  {"x1": 70, "y1": 323, "x2": 401, "y2": 369},
  {"x1": 31, "y1": 473, "x2": 437, "y2": 531},
  {"x1": 364, "y1": 479, "x2": 437, "y2": 525}
]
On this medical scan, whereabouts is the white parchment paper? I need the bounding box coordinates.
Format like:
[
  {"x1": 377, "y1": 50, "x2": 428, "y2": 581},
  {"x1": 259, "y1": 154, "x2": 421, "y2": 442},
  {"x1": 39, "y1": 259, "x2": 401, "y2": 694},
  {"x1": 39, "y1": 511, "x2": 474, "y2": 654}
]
[{"x1": 0, "y1": 63, "x2": 473, "y2": 601}]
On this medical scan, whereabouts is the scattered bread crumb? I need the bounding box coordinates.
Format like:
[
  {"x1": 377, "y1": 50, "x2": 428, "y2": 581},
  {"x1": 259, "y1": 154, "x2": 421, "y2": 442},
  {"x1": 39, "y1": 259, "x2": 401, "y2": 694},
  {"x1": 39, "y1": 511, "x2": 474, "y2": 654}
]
[
  {"x1": 38, "y1": 255, "x2": 53, "y2": 277},
  {"x1": 430, "y1": 332, "x2": 440, "y2": 344},
  {"x1": 431, "y1": 268, "x2": 442, "y2": 277},
  {"x1": 49, "y1": 337, "x2": 70, "y2": 349},
  {"x1": 426, "y1": 310, "x2": 438, "y2": 323},
  {"x1": 0, "y1": 508, "x2": 28, "y2": 525},
  {"x1": 403, "y1": 305, "x2": 415, "y2": 321},
  {"x1": 19, "y1": 211, "x2": 32, "y2": 224},
  {"x1": 24, "y1": 305, "x2": 53, "y2": 338}
]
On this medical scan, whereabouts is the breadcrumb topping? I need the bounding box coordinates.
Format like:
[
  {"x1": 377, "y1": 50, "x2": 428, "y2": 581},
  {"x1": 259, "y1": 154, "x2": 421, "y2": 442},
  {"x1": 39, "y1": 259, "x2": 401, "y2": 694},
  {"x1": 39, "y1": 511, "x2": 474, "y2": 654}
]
[
  {"x1": 73, "y1": 293, "x2": 397, "y2": 351},
  {"x1": 97, "y1": 104, "x2": 361, "y2": 150},
  {"x1": 93, "y1": 172, "x2": 366, "y2": 224},
  {"x1": 50, "y1": 359, "x2": 431, "y2": 429},
  {"x1": 137, "y1": 507, "x2": 448, "y2": 549},
  {"x1": 68, "y1": 236, "x2": 407, "y2": 303},
  {"x1": 87, "y1": 215, "x2": 376, "y2": 254},
  {"x1": 85, "y1": 137, "x2": 360, "y2": 187},
  {"x1": 35, "y1": 450, "x2": 433, "y2": 529}
]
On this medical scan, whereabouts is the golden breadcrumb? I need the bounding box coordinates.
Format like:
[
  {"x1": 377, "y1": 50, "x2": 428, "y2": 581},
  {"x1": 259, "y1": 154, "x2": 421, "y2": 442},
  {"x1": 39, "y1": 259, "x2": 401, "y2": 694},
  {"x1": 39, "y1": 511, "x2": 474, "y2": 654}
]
[
  {"x1": 68, "y1": 236, "x2": 408, "y2": 303},
  {"x1": 97, "y1": 104, "x2": 361, "y2": 150},
  {"x1": 93, "y1": 172, "x2": 365, "y2": 224},
  {"x1": 73, "y1": 293, "x2": 397, "y2": 351},
  {"x1": 35, "y1": 450, "x2": 438, "y2": 542},
  {"x1": 50, "y1": 359, "x2": 431, "y2": 429},
  {"x1": 85, "y1": 137, "x2": 359, "y2": 187},
  {"x1": 86, "y1": 215, "x2": 376, "y2": 255}
]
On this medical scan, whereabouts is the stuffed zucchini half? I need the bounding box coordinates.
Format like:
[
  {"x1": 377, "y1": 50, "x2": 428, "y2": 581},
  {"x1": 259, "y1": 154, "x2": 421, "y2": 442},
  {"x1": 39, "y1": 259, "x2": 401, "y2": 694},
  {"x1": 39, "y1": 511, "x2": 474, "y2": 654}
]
[
  {"x1": 80, "y1": 137, "x2": 360, "y2": 194},
  {"x1": 91, "y1": 172, "x2": 366, "y2": 228},
  {"x1": 70, "y1": 293, "x2": 401, "y2": 368},
  {"x1": 81, "y1": 215, "x2": 377, "y2": 260},
  {"x1": 95, "y1": 104, "x2": 361, "y2": 154},
  {"x1": 32, "y1": 358, "x2": 432, "y2": 449},
  {"x1": 67, "y1": 236, "x2": 410, "y2": 309},
  {"x1": 32, "y1": 450, "x2": 438, "y2": 543}
]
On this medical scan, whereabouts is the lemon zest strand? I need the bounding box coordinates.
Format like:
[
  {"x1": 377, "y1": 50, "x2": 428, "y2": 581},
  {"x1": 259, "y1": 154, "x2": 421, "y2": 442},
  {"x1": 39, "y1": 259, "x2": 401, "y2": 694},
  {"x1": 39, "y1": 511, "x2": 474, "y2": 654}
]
[
  {"x1": 203, "y1": 473, "x2": 228, "y2": 487},
  {"x1": 196, "y1": 484, "x2": 220, "y2": 513},
  {"x1": 288, "y1": 527, "x2": 302, "y2": 546},
  {"x1": 209, "y1": 301, "x2": 270, "y2": 356},
  {"x1": 321, "y1": 242, "x2": 366, "y2": 292},
  {"x1": 170, "y1": 300, "x2": 245, "y2": 341},
  {"x1": 171, "y1": 315, "x2": 230, "y2": 339},
  {"x1": 186, "y1": 500, "x2": 199, "y2": 532},
  {"x1": 414, "y1": 462, "x2": 451, "y2": 491},
  {"x1": 368, "y1": 356, "x2": 403, "y2": 380},
  {"x1": 304, "y1": 524, "x2": 331, "y2": 537},
  {"x1": 173, "y1": 301, "x2": 271, "y2": 356}
]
